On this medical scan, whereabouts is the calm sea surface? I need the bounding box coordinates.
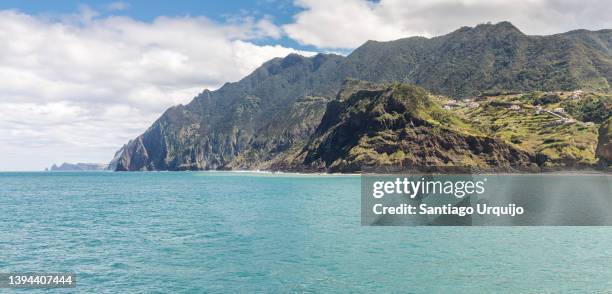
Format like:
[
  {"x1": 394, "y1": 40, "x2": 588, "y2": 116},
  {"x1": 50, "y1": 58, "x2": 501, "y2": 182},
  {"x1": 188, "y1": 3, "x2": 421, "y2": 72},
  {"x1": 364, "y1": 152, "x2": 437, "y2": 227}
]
[{"x1": 1, "y1": 172, "x2": 611, "y2": 293}]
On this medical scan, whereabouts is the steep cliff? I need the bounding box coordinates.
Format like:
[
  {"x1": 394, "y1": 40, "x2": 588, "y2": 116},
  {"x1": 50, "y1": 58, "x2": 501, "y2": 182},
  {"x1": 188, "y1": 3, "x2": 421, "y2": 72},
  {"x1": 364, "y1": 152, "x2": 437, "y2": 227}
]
[
  {"x1": 113, "y1": 53, "x2": 351, "y2": 171},
  {"x1": 294, "y1": 82, "x2": 536, "y2": 172},
  {"x1": 227, "y1": 95, "x2": 331, "y2": 170},
  {"x1": 596, "y1": 117, "x2": 612, "y2": 168}
]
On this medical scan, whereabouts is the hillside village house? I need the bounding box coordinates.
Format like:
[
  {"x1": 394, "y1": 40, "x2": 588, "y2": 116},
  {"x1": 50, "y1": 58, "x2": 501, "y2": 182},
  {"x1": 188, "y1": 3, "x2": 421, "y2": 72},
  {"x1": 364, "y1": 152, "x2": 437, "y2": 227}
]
[
  {"x1": 535, "y1": 105, "x2": 543, "y2": 114},
  {"x1": 570, "y1": 90, "x2": 583, "y2": 100},
  {"x1": 443, "y1": 100, "x2": 461, "y2": 110}
]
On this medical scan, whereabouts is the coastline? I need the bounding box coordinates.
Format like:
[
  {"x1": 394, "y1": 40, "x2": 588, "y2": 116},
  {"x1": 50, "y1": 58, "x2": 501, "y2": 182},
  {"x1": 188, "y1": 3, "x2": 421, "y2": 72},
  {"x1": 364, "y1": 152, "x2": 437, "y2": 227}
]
[{"x1": 7, "y1": 169, "x2": 608, "y2": 176}]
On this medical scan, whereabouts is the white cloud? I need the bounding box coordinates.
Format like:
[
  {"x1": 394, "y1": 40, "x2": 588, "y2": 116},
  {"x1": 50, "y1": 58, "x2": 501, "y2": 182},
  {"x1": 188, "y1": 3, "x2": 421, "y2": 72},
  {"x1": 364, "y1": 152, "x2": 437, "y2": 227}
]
[
  {"x1": 107, "y1": 1, "x2": 130, "y2": 11},
  {"x1": 0, "y1": 9, "x2": 314, "y2": 171},
  {"x1": 284, "y1": 0, "x2": 612, "y2": 49}
]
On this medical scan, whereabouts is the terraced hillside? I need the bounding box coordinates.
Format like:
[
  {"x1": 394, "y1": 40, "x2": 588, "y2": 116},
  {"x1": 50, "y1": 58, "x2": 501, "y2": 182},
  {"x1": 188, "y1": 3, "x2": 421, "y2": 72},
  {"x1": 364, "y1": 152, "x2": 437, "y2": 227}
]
[{"x1": 449, "y1": 91, "x2": 610, "y2": 168}]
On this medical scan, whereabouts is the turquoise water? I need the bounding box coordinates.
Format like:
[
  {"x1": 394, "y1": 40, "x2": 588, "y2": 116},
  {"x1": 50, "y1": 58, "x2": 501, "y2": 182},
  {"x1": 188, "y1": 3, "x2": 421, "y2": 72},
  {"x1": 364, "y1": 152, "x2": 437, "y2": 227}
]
[{"x1": 1, "y1": 172, "x2": 612, "y2": 293}]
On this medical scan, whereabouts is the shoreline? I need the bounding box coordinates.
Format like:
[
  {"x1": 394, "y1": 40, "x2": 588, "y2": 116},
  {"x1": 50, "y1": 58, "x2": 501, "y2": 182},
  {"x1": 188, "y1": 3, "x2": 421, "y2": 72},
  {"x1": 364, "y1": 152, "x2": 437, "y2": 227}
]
[{"x1": 5, "y1": 169, "x2": 609, "y2": 176}]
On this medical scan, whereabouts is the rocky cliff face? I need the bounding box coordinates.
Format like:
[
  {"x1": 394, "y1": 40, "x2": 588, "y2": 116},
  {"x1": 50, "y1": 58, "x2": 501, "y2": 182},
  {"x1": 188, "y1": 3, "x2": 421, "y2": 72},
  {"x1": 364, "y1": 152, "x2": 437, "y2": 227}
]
[
  {"x1": 226, "y1": 95, "x2": 331, "y2": 170},
  {"x1": 113, "y1": 53, "x2": 350, "y2": 171},
  {"x1": 596, "y1": 117, "x2": 612, "y2": 168},
  {"x1": 294, "y1": 82, "x2": 536, "y2": 172},
  {"x1": 111, "y1": 22, "x2": 612, "y2": 172}
]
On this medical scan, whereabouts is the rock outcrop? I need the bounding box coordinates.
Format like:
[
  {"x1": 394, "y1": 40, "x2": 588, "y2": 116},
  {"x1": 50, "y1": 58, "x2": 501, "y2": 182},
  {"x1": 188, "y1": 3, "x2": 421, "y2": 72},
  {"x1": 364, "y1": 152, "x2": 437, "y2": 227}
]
[
  {"x1": 295, "y1": 82, "x2": 536, "y2": 172},
  {"x1": 596, "y1": 117, "x2": 612, "y2": 168}
]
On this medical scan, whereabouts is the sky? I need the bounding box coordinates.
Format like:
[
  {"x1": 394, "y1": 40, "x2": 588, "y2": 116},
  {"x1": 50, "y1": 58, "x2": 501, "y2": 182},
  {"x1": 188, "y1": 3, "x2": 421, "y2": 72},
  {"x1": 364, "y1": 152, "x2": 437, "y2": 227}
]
[{"x1": 0, "y1": 0, "x2": 611, "y2": 171}]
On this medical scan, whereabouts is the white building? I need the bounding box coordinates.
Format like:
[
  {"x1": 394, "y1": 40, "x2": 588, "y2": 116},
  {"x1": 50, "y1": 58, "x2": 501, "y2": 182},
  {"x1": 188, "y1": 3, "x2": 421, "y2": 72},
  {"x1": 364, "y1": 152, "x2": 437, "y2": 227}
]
[{"x1": 568, "y1": 90, "x2": 583, "y2": 100}]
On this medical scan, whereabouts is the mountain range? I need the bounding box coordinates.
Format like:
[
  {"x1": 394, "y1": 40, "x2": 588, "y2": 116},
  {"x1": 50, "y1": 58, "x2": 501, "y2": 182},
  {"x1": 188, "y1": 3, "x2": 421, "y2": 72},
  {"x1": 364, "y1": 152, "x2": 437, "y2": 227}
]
[{"x1": 109, "y1": 22, "x2": 612, "y2": 172}]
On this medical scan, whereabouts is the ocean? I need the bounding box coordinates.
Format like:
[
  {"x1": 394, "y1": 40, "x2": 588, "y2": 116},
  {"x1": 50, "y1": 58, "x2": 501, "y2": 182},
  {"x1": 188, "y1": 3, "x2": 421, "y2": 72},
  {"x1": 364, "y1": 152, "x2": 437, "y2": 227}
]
[{"x1": 1, "y1": 171, "x2": 611, "y2": 293}]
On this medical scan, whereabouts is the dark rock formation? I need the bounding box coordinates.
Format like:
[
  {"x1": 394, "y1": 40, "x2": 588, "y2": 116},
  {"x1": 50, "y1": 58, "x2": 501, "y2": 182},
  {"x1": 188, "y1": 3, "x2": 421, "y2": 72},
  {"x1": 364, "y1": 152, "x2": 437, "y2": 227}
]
[
  {"x1": 596, "y1": 117, "x2": 612, "y2": 168},
  {"x1": 295, "y1": 82, "x2": 536, "y2": 172},
  {"x1": 227, "y1": 95, "x2": 331, "y2": 170}
]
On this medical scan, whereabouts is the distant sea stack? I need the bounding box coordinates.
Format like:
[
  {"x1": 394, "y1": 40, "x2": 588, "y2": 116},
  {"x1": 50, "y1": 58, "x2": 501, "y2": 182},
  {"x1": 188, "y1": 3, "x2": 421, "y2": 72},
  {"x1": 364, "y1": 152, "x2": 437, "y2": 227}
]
[
  {"x1": 49, "y1": 163, "x2": 109, "y2": 171},
  {"x1": 110, "y1": 21, "x2": 612, "y2": 172}
]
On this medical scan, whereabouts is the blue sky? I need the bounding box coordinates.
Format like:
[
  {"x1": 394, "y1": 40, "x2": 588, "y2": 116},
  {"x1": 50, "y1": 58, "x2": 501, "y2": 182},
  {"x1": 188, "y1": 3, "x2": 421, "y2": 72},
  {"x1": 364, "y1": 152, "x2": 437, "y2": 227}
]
[
  {"x1": 0, "y1": 0, "x2": 610, "y2": 170},
  {"x1": 0, "y1": 0, "x2": 298, "y2": 21},
  {"x1": 0, "y1": 0, "x2": 322, "y2": 51}
]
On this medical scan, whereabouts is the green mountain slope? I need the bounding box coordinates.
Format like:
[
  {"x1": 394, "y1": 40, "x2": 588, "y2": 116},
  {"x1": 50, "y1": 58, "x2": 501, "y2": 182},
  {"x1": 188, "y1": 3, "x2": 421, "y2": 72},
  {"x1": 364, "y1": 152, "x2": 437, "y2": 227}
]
[
  {"x1": 290, "y1": 82, "x2": 536, "y2": 172},
  {"x1": 348, "y1": 22, "x2": 611, "y2": 97},
  {"x1": 111, "y1": 22, "x2": 612, "y2": 172}
]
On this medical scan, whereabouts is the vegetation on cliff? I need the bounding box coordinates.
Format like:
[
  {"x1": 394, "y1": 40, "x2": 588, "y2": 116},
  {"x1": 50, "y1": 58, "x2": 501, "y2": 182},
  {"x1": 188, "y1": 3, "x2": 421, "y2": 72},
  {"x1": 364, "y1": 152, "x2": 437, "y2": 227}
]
[
  {"x1": 296, "y1": 82, "x2": 536, "y2": 172},
  {"x1": 596, "y1": 117, "x2": 612, "y2": 168}
]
